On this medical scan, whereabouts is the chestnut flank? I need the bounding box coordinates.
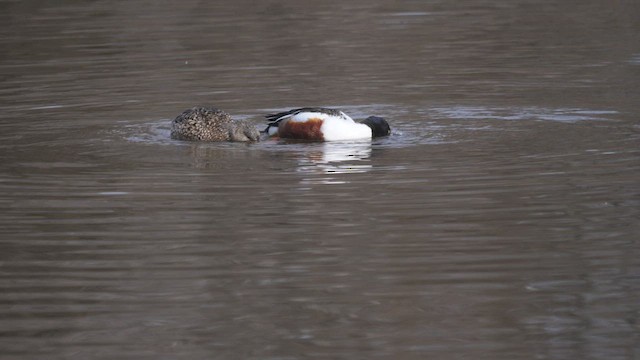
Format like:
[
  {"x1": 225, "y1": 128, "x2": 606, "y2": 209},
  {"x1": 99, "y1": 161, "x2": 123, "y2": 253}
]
[{"x1": 279, "y1": 118, "x2": 324, "y2": 140}]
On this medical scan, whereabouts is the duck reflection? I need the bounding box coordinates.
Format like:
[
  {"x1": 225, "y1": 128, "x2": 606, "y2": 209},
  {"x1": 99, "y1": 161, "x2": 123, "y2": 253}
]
[{"x1": 297, "y1": 140, "x2": 373, "y2": 184}]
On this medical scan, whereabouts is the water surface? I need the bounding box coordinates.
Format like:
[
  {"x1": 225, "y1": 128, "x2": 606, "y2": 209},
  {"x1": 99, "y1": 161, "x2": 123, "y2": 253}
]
[{"x1": 1, "y1": 1, "x2": 639, "y2": 359}]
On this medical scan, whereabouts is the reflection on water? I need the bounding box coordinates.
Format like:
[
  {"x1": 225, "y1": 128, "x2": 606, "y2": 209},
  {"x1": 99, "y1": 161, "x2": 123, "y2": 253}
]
[{"x1": 296, "y1": 141, "x2": 373, "y2": 184}]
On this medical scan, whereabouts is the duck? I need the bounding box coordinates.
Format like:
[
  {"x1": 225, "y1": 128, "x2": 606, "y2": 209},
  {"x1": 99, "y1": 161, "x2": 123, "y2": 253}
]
[
  {"x1": 264, "y1": 107, "x2": 391, "y2": 141},
  {"x1": 171, "y1": 106, "x2": 260, "y2": 142}
]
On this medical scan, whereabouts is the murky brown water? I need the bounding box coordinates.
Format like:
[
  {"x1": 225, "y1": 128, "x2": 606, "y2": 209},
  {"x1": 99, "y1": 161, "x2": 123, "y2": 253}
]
[{"x1": 1, "y1": 1, "x2": 639, "y2": 359}]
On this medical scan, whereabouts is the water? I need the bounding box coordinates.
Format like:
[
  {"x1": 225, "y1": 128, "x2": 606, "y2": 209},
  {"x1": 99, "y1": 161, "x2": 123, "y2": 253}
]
[{"x1": 1, "y1": 1, "x2": 639, "y2": 359}]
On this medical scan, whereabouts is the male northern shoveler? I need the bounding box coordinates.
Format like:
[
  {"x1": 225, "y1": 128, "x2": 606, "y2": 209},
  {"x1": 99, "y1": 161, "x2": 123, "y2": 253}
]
[
  {"x1": 264, "y1": 107, "x2": 391, "y2": 141},
  {"x1": 171, "y1": 106, "x2": 260, "y2": 142}
]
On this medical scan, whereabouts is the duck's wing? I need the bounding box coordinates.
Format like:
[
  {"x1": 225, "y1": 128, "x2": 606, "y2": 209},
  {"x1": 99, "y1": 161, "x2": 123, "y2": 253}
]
[{"x1": 265, "y1": 108, "x2": 344, "y2": 123}]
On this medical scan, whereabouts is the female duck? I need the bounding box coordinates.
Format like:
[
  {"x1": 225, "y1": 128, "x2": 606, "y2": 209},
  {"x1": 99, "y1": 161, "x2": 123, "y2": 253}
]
[
  {"x1": 171, "y1": 106, "x2": 260, "y2": 142},
  {"x1": 265, "y1": 107, "x2": 391, "y2": 141}
]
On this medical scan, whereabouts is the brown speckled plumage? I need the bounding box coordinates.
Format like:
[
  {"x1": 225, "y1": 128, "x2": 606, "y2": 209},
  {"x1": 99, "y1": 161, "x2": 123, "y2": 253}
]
[{"x1": 170, "y1": 106, "x2": 260, "y2": 142}]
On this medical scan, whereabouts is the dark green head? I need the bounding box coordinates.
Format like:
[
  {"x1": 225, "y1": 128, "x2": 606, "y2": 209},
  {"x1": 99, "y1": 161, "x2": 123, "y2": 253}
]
[{"x1": 362, "y1": 116, "x2": 391, "y2": 137}]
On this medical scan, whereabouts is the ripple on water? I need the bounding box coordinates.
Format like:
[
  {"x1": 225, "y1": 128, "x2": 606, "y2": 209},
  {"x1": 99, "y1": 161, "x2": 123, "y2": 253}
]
[
  {"x1": 119, "y1": 104, "x2": 621, "y2": 173},
  {"x1": 121, "y1": 104, "x2": 452, "y2": 148},
  {"x1": 121, "y1": 120, "x2": 173, "y2": 145},
  {"x1": 428, "y1": 106, "x2": 618, "y2": 123}
]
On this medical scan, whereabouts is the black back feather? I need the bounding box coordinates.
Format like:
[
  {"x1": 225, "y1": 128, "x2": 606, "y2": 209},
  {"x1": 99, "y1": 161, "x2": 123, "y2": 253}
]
[{"x1": 265, "y1": 108, "x2": 343, "y2": 123}]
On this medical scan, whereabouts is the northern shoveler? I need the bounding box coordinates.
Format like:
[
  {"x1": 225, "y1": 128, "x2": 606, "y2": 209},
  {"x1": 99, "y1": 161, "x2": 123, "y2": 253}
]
[
  {"x1": 264, "y1": 107, "x2": 391, "y2": 141},
  {"x1": 171, "y1": 106, "x2": 260, "y2": 142}
]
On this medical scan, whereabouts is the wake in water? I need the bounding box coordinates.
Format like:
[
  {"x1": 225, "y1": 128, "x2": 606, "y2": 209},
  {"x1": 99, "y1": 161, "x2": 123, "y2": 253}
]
[{"x1": 118, "y1": 104, "x2": 618, "y2": 150}]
